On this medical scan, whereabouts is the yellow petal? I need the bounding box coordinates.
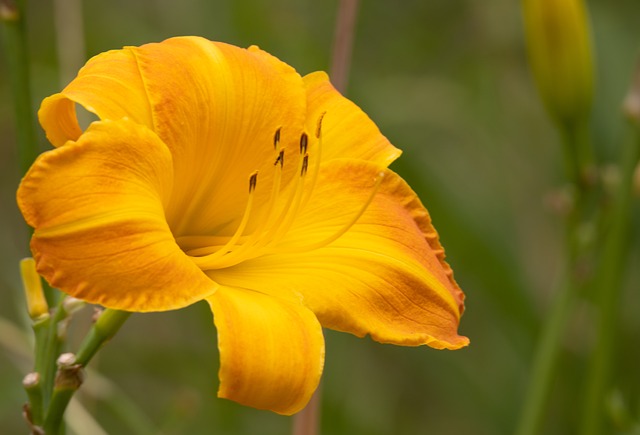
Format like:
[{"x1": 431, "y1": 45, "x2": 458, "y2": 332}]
[
  {"x1": 206, "y1": 287, "x2": 324, "y2": 415},
  {"x1": 303, "y1": 71, "x2": 401, "y2": 166},
  {"x1": 39, "y1": 48, "x2": 154, "y2": 147},
  {"x1": 208, "y1": 159, "x2": 468, "y2": 350},
  {"x1": 131, "y1": 37, "x2": 307, "y2": 236},
  {"x1": 17, "y1": 119, "x2": 216, "y2": 311}
]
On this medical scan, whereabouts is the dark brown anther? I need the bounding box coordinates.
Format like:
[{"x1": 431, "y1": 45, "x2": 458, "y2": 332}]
[
  {"x1": 249, "y1": 172, "x2": 258, "y2": 192},
  {"x1": 274, "y1": 149, "x2": 285, "y2": 168},
  {"x1": 315, "y1": 112, "x2": 326, "y2": 139},
  {"x1": 300, "y1": 133, "x2": 308, "y2": 154},
  {"x1": 273, "y1": 127, "x2": 282, "y2": 148},
  {"x1": 301, "y1": 154, "x2": 309, "y2": 176}
]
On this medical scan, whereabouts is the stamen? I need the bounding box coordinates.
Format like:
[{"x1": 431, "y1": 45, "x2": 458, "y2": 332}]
[
  {"x1": 249, "y1": 171, "x2": 258, "y2": 192},
  {"x1": 315, "y1": 112, "x2": 326, "y2": 139},
  {"x1": 188, "y1": 120, "x2": 343, "y2": 269},
  {"x1": 274, "y1": 127, "x2": 282, "y2": 148},
  {"x1": 301, "y1": 113, "x2": 325, "y2": 208},
  {"x1": 194, "y1": 144, "x2": 289, "y2": 268},
  {"x1": 224, "y1": 137, "x2": 310, "y2": 264},
  {"x1": 190, "y1": 171, "x2": 258, "y2": 268},
  {"x1": 274, "y1": 149, "x2": 284, "y2": 168},
  {"x1": 257, "y1": 146, "x2": 308, "y2": 246}
]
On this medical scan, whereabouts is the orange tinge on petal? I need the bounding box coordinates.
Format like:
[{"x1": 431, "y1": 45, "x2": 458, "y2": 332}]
[{"x1": 207, "y1": 288, "x2": 324, "y2": 415}]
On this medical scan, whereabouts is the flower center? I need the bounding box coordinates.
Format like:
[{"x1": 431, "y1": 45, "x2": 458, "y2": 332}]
[{"x1": 176, "y1": 113, "x2": 384, "y2": 270}]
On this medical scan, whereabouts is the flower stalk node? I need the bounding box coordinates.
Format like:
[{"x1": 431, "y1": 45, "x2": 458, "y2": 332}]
[
  {"x1": 53, "y1": 353, "x2": 84, "y2": 391},
  {"x1": 23, "y1": 372, "x2": 40, "y2": 389}
]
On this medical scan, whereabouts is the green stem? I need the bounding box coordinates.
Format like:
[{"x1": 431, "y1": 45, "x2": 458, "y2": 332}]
[
  {"x1": 43, "y1": 354, "x2": 83, "y2": 435},
  {"x1": 515, "y1": 273, "x2": 577, "y2": 435},
  {"x1": 23, "y1": 372, "x2": 44, "y2": 428},
  {"x1": 0, "y1": 0, "x2": 39, "y2": 175},
  {"x1": 38, "y1": 298, "x2": 69, "y2": 410},
  {"x1": 29, "y1": 315, "x2": 51, "y2": 425},
  {"x1": 41, "y1": 310, "x2": 130, "y2": 435},
  {"x1": 559, "y1": 119, "x2": 595, "y2": 195},
  {"x1": 580, "y1": 126, "x2": 640, "y2": 435},
  {"x1": 516, "y1": 119, "x2": 595, "y2": 435},
  {"x1": 75, "y1": 309, "x2": 131, "y2": 365}
]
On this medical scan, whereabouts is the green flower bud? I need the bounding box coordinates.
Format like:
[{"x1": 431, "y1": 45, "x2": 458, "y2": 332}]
[{"x1": 522, "y1": 0, "x2": 594, "y2": 125}]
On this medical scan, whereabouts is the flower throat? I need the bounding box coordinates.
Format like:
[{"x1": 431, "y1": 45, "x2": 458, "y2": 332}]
[{"x1": 177, "y1": 113, "x2": 384, "y2": 270}]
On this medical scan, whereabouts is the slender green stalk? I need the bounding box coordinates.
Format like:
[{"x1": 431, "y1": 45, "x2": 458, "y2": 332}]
[
  {"x1": 20, "y1": 258, "x2": 51, "y2": 426},
  {"x1": 23, "y1": 372, "x2": 44, "y2": 428},
  {"x1": 0, "y1": 0, "x2": 39, "y2": 175},
  {"x1": 516, "y1": 119, "x2": 595, "y2": 435},
  {"x1": 43, "y1": 354, "x2": 83, "y2": 435},
  {"x1": 41, "y1": 310, "x2": 130, "y2": 434},
  {"x1": 29, "y1": 316, "x2": 50, "y2": 425},
  {"x1": 37, "y1": 298, "x2": 71, "y2": 412},
  {"x1": 560, "y1": 120, "x2": 595, "y2": 193},
  {"x1": 515, "y1": 274, "x2": 577, "y2": 435},
  {"x1": 75, "y1": 309, "x2": 131, "y2": 365},
  {"x1": 580, "y1": 127, "x2": 640, "y2": 435}
]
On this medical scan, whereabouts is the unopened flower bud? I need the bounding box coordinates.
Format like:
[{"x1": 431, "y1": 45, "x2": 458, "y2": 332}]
[
  {"x1": 522, "y1": 0, "x2": 594, "y2": 125},
  {"x1": 20, "y1": 258, "x2": 49, "y2": 321}
]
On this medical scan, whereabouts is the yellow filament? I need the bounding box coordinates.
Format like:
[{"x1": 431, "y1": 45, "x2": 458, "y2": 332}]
[
  {"x1": 263, "y1": 153, "x2": 308, "y2": 247},
  {"x1": 199, "y1": 147, "x2": 288, "y2": 266},
  {"x1": 249, "y1": 137, "x2": 308, "y2": 247},
  {"x1": 188, "y1": 117, "x2": 380, "y2": 270},
  {"x1": 201, "y1": 143, "x2": 309, "y2": 269},
  {"x1": 274, "y1": 171, "x2": 386, "y2": 254},
  {"x1": 190, "y1": 171, "x2": 258, "y2": 268}
]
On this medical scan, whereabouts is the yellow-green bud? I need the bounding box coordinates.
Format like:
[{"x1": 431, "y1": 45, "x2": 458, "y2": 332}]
[
  {"x1": 522, "y1": 0, "x2": 594, "y2": 125},
  {"x1": 20, "y1": 258, "x2": 49, "y2": 321}
]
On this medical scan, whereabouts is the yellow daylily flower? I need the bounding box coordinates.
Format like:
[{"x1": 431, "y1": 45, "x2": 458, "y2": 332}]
[{"x1": 17, "y1": 36, "x2": 468, "y2": 415}]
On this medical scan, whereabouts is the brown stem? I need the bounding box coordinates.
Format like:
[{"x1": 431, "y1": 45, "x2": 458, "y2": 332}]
[
  {"x1": 292, "y1": 385, "x2": 322, "y2": 435},
  {"x1": 330, "y1": 0, "x2": 360, "y2": 94}
]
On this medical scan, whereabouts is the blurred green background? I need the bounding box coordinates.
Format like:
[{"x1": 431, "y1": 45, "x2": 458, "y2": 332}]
[{"x1": 1, "y1": 0, "x2": 639, "y2": 434}]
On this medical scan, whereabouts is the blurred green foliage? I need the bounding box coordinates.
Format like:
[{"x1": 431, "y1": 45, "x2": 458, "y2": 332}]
[{"x1": 1, "y1": 0, "x2": 639, "y2": 434}]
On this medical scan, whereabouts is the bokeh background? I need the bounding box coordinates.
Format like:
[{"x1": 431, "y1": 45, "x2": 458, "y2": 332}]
[{"x1": 1, "y1": 1, "x2": 639, "y2": 434}]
